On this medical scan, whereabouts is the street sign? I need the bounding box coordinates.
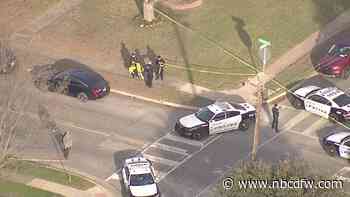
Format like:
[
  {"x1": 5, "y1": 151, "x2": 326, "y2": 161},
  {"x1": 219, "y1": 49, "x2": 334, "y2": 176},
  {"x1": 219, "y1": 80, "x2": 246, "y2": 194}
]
[{"x1": 258, "y1": 38, "x2": 271, "y2": 67}]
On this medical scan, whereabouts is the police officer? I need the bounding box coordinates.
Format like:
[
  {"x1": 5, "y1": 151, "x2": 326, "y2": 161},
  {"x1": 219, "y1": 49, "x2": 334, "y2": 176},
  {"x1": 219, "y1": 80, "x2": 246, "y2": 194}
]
[
  {"x1": 272, "y1": 104, "x2": 280, "y2": 132},
  {"x1": 135, "y1": 61, "x2": 144, "y2": 80},
  {"x1": 144, "y1": 61, "x2": 153, "y2": 88},
  {"x1": 155, "y1": 56, "x2": 165, "y2": 80},
  {"x1": 128, "y1": 61, "x2": 137, "y2": 78},
  {"x1": 131, "y1": 51, "x2": 137, "y2": 63}
]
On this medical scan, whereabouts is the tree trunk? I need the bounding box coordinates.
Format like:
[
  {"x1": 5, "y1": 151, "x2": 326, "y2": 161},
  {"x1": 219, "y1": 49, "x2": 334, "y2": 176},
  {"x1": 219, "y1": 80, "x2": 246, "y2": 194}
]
[{"x1": 143, "y1": 0, "x2": 155, "y2": 22}]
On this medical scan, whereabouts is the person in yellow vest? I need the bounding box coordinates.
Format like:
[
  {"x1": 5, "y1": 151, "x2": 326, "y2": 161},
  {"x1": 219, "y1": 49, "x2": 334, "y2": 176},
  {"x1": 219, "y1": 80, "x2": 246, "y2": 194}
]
[
  {"x1": 136, "y1": 62, "x2": 144, "y2": 80},
  {"x1": 128, "y1": 61, "x2": 137, "y2": 78}
]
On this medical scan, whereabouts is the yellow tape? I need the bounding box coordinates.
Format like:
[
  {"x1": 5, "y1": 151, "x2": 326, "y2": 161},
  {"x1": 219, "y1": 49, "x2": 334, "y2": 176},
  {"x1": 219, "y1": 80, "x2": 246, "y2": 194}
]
[{"x1": 166, "y1": 64, "x2": 256, "y2": 76}]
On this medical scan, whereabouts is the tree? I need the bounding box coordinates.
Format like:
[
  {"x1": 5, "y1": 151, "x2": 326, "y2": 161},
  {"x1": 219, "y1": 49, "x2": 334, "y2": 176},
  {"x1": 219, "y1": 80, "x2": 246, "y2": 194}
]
[
  {"x1": 217, "y1": 158, "x2": 346, "y2": 197},
  {"x1": 0, "y1": 43, "x2": 31, "y2": 168},
  {"x1": 143, "y1": 0, "x2": 155, "y2": 22}
]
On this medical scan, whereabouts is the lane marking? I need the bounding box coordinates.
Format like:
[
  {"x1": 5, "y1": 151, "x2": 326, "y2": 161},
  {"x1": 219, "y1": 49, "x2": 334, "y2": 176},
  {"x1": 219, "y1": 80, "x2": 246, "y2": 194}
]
[
  {"x1": 286, "y1": 129, "x2": 319, "y2": 140},
  {"x1": 150, "y1": 143, "x2": 189, "y2": 156},
  {"x1": 105, "y1": 173, "x2": 120, "y2": 181},
  {"x1": 163, "y1": 133, "x2": 204, "y2": 147},
  {"x1": 334, "y1": 167, "x2": 350, "y2": 183},
  {"x1": 143, "y1": 154, "x2": 180, "y2": 167},
  {"x1": 302, "y1": 118, "x2": 328, "y2": 136},
  {"x1": 159, "y1": 134, "x2": 222, "y2": 181},
  {"x1": 281, "y1": 111, "x2": 313, "y2": 131}
]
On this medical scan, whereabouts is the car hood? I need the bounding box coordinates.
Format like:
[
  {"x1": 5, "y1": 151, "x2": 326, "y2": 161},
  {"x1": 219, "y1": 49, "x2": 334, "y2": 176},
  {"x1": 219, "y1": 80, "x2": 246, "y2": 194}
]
[
  {"x1": 317, "y1": 55, "x2": 348, "y2": 72},
  {"x1": 294, "y1": 86, "x2": 321, "y2": 97},
  {"x1": 179, "y1": 114, "x2": 206, "y2": 128},
  {"x1": 326, "y1": 132, "x2": 350, "y2": 143},
  {"x1": 130, "y1": 184, "x2": 157, "y2": 197}
]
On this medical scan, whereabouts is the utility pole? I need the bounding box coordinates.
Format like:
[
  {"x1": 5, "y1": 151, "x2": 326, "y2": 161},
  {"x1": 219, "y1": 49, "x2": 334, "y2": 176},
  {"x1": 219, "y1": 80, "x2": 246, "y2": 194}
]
[{"x1": 252, "y1": 38, "x2": 271, "y2": 160}]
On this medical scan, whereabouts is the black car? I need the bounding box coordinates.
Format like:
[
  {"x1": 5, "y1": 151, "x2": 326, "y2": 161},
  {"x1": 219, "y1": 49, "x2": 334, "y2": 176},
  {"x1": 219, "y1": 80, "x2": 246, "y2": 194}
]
[{"x1": 36, "y1": 59, "x2": 110, "y2": 102}]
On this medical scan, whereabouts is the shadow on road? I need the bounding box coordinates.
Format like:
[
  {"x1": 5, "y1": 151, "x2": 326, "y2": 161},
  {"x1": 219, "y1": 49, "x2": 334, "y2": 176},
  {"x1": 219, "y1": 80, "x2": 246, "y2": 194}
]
[{"x1": 312, "y1": 0, "x2": 350, "y2": 28}]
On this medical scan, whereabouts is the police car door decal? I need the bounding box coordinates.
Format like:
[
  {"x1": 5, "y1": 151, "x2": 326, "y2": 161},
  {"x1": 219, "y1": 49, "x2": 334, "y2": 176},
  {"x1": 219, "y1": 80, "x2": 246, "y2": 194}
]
[
  {"x1": 209, "y1": 113, "x2": 226, "y2": 134},
  {"x1": 339, "y1": 140, "x2": 350, "y2": 159},
  {"x1": 305, "y1": 96, "x2": 331, "y2": 118}
]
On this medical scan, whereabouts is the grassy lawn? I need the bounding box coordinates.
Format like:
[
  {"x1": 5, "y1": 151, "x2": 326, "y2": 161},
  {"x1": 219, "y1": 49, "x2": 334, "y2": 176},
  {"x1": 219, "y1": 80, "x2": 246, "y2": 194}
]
[
  {"x1": 4, "y1": 160, "x2": 95, "y2": 191},
  {"x1": 0, "y1": 179, "x2": 63, "y2": 197},
  {"x1": 265, "y1": 55, "x2": 317, "y2": 99},
  {"x1": 31, "y1": 0, "x2": 350, "y2": 90}
]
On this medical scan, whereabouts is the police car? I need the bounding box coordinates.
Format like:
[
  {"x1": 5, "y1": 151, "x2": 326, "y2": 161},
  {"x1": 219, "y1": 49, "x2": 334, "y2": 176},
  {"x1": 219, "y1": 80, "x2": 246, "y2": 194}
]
[
  {"x1": 174, "y1": 101, "x2": 256, "y2": 140},
  {"x1": 121, "y1": 156, "x2": 160, "y2": 197},
  {"x1": 291, "y1": 86, "x2": 350, "y2": 122},
  {"x1": 323, "y1": 132, "x2": 350, "y2": 159}
]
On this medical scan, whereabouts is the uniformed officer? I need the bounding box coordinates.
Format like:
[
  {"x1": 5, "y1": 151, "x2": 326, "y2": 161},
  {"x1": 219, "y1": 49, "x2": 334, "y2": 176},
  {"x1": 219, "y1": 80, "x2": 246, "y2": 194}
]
[
  {"x1": 135, "y1": 61, "x2": 144, "y2": 80},
  {"x1": 155, "y1": 56, "x2": 165, "y2": 80},
  {"x1": 143, "y1": 61, "x2": 154, "y2": 88},
  {"x1": 131, "y1": 51, "x2": 137, "y2": 63},
  {"x1": 128, "y1": 61, "x2": 137, "y2": 78},
  {"x1": 272, "y1": 104, "x2": 280, "y2": 132}
]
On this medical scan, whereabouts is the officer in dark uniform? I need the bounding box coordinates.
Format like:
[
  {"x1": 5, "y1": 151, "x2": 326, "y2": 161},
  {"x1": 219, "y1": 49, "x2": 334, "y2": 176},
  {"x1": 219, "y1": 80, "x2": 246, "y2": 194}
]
[
  {"x1": 272, "y1": 104, "x2": 280, "y2": 132},
  {"x1": 155, "y1": 56, "x2": 165, "y2": 80},
  {"x1": 143, "y1": 61, "x2": 154, "y2": 88}
]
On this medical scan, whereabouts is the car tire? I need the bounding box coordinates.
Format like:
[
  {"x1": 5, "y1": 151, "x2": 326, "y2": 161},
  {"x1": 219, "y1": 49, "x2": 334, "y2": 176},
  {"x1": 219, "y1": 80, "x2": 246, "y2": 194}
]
[
  {"x1": 329, "y1": 113, "x2": 340, "y2": 123},
  {"x1": 239, "y1": 119, "x2": 251, "y2": 131},
  {"x1": 324, "y1": 144, "x2": 338, "y2": 157},
  {"x1": 192, "y1": 132, "x2": 202, "y2": 140},
  {"x1": 77, "y1": 92, "x2": 88, "y2": 102},
  {"x1": 342, "y1": 67, "x2": 350, "y2": 79}
]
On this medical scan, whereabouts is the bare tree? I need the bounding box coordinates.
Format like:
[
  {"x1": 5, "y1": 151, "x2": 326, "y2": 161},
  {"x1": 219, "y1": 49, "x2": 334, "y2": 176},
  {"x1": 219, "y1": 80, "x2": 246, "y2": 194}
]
[
  {"x1": 143, "y1": 0, "x2": 155, "y2": 22},
  {"x1": 0, "y1": 47, "x2": 32, "y2": 168},
  {"x1": 0, "y1": 40, "x2": 16, "y2": 74}
]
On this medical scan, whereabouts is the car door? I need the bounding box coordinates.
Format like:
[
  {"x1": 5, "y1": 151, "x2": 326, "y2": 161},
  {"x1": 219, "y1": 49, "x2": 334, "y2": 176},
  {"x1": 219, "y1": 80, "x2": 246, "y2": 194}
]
[
  {"x1": 305, "y1": 95, "x2": 331, "y2": 118},
  {"x1": 339, "y1": 139, "x2": 350, "y2": 159},
  {"x1": 225, "y1": 111, "x2": 241, "y2": 130},
  {"x1": 68, "y1": 77, "x2": 86, "y2": 96},
  {"x1": 209, "y1": 112, "x2": 226, "y2": 134}
]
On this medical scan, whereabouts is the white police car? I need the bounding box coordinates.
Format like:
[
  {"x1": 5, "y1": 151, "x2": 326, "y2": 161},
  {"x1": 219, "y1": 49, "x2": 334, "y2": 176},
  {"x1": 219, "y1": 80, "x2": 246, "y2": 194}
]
[
  {"x1": 175, "y1": 101, "x2": 256, "y2": 140},
  {"x1": 291, "y1": 86, "x2": 350, "y2": 122},
  {"x1": 323, "y1": 132, "x2": 350, "y2": 159},
  {"x1": 121, "y1": 156, "x2": 160, "y2": 197}
]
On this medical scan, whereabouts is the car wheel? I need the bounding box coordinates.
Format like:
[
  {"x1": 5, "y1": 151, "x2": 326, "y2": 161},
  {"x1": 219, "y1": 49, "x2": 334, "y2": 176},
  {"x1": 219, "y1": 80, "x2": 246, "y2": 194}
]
[
  {"x1": 239, "y1": 119, "x2": 251, "y2": 131},
  {"x1": 77, "y1": 92, "x2": 88, "y2": 102},
  {"x1": 324, "y1": 144, "x2": 338, "y2": 157},
  {"x1": 192, "y1": 132, "x2": 202, "y2": 140},
  {"x1": 342, "y1": 67, "x2": 350, "y2": 79},
  {"x1": 329, "y1": 113, "x2": 340, "y2": 123}
]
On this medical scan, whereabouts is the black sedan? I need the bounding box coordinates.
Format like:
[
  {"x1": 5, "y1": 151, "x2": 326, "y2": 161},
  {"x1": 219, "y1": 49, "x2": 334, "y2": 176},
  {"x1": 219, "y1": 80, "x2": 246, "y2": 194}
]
[{"x1": 33, "y1": 59, "x2": 110, "y2": 102}]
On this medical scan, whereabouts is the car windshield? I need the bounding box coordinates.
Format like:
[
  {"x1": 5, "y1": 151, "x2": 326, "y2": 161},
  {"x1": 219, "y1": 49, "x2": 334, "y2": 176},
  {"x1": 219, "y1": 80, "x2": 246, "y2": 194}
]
[
  {"x1": 129, "y1": 173, "x2": 154, "y2": 186},
  {"x1": 230, "y1": 103, "x2": 245, "y2": 110},
  {"x1": 195, "y1": 107, "x2": 215, "y2": 122},
  {"x1": 333, "y1": 94, "x2": 350, "y2": 107}
]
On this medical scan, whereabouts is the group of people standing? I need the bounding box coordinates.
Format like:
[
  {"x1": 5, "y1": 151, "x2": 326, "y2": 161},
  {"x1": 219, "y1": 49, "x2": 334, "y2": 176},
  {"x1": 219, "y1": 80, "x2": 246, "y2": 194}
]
[{"x1": 128, "y1": 51, "x2": 166, "y2": 88}]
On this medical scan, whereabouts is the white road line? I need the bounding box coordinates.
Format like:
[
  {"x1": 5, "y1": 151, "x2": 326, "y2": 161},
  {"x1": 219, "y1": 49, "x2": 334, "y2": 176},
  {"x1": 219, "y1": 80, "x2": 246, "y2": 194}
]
[
  {"x1": 333, "y1": 167, "x2": 350, "y2": 182},
  {"x1": 302, "y1": 118, "x2": 328, "y2": 136},
  {"x1": 153, "y1": 169, "x2": 167, "y2": 180},
  {"x1": 105, "y1": 173, "x2": 120, "y2": 181},
  {"x1": 282, "y1": 111, "x2": 313, "y2": 131},
  {"x1": 287, "y1": 129, "x2": 319, "y2": 140},
  {"x1": 159, "y1": 134, "x2": 222, "y2": 182},
  {"x1": 164, "y1": 133, "x2": 203, "y2": 147},
  {"x1": 150, "y1": 143, "x2": 189, "y2": 155},
  {"x1": 143, "y1": 154, "x2": 180, "y2": 166}
]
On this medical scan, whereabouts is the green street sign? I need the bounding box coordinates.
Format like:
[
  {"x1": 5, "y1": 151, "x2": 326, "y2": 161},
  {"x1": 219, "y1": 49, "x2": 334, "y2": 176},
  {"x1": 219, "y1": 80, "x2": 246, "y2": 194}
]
[{"x1": 258, "y1": 38, "x2": 271, "y2": 49}]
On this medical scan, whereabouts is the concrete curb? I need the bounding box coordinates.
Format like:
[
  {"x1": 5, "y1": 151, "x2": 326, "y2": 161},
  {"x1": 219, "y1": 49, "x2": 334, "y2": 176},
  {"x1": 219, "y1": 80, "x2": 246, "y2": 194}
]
[{"x1": 110, "y1": 89, "x2": 199, "y2": 110}]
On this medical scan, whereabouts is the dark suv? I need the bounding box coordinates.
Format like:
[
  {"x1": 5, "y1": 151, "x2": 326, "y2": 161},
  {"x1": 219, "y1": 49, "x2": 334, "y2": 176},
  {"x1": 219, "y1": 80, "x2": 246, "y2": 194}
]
[
  {"x1": 34, "y1": 59, "x2": 110, "y2": 102},
  {"x1": 315, "y1": 44, "x2": 350, "y2": 78}
]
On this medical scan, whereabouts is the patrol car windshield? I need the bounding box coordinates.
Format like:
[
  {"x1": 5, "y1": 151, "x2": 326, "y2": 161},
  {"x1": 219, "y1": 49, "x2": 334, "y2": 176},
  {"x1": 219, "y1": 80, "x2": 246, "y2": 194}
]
[
  {"x1": 333, "y1": 94, "x2": 350, "y2": 107},
  {"x1": 195, "y1": 107, "x2": 215, "y2": 122},
  {"x1": 130, "y1": 173, "x2": 155, "y2": 186}
]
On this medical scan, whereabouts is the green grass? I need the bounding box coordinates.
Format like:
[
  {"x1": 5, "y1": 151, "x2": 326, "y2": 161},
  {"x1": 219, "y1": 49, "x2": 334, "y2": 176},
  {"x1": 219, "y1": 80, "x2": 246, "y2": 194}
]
[
  {"x1": 37, "y1": 0, "x2": 350, "y2": 90},
  {"x1": 265, "y1": 56, "x2": 317, "y2": 99},
  {"x1": 0, "y1": 179, "x2": 63, "y2": 197},
  {"x1": 4, "y1": 160, "x2": 95, "y2": 191}
]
